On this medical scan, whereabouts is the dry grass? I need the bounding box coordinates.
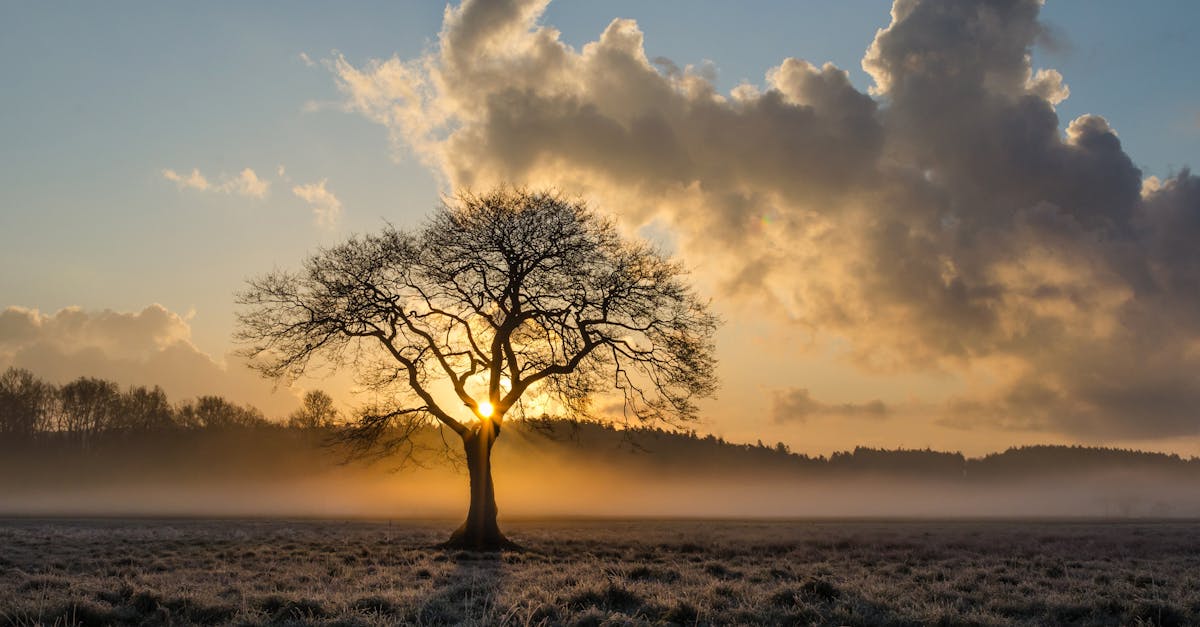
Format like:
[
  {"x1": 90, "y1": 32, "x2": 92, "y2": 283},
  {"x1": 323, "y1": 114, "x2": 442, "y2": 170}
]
[{"x1": 1, "y1": 518, "x2": 1197, "y2": 626}]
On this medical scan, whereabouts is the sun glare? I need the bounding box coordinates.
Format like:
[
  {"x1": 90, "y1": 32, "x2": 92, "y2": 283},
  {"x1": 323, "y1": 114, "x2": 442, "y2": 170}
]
[{"x1": 477, "y1": 401, "x2": 494, "y2": 418}]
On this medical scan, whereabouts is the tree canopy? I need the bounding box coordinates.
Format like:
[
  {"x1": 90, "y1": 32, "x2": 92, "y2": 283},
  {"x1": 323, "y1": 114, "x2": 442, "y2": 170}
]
[{"x1": 237, "y1": 188, "x2": 719, "y2": 450}]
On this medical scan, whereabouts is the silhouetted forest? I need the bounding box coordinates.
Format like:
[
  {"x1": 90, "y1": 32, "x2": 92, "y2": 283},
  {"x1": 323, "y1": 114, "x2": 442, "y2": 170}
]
[
  {"x1": 2, "y1": 366, "x2": 1197, "y2": 484},
  {"x1": 547, "y1": 422, "x2": 1200, "y2": 481}
]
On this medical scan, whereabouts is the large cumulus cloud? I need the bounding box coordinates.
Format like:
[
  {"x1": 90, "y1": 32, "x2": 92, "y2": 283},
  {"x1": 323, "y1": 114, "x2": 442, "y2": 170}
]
[
  {"x1": 0, "y1": 305, "x2": 300, "y2": 416},
  {"x1": 331, "y1": 0, "x2": 1200, "y2": 440}
]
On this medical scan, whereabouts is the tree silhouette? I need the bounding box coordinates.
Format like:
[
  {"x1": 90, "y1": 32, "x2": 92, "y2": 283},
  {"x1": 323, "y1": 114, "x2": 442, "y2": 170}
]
[
  {"x1": 176, "y1": 395, "x2": 267, "y2": 430},
  {"x1": 58, "y1": 377, "x2": 120, "y2": 449},
  {"x1": 0, "y1": 368, "x2": 53, "y2": 439},
  {"x1": 236, "y1": 188, "x2": 719, "y2": 549},
  {"x1": 118, "y1": 385, "x2": 175, "y2": 432},
  {"x1": 287, "y1": 390, "x2": 339, "y2": 429}
]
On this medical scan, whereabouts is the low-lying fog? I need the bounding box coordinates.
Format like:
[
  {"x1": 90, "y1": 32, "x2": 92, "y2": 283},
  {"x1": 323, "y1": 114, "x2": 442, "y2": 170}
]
[{"x1": 1, "y1": 424, "x2": 1196, "y2": 519}]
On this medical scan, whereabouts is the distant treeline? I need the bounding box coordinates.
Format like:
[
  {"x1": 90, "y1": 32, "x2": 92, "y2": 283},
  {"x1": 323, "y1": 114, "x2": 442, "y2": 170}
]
[
  {"x1": 2, "y1": 367, "x2": 1197, "y2": 481},
  {"x1": 572, "y1": 422, "x2": 1200, "y2": 480},
  {"x1": 0, "y1": 367, "x2": 336, "y2": 447}
]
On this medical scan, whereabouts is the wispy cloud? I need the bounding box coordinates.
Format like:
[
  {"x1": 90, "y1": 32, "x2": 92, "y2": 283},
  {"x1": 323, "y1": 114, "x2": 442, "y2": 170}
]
[
  {"x1": 292, "y1": 179, "x2": 342, "y2": 228},
  {"x1": 161, "y1": 167, "x2": 270, "y2": 199},
  {"x1": 218, "y1": 168, "x2": 270, "y2": 199},
  {"x1": 771, "y1": 388, "x2": 888, "y2": 423},
  {"x1": 161, "y1": 168, "x2": 210, "y2": 191}
]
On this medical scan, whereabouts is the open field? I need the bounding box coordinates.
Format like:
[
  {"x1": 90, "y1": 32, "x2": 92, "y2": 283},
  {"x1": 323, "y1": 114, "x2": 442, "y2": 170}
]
[{"x1": 1, "y1": 518, "x2": 1197, "y2": 626}]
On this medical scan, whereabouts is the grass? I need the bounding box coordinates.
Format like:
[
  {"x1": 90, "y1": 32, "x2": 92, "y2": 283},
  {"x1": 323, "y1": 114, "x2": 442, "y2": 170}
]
[{"x1": 1, "y1": 518, "x2": 1197, "y2": 625}]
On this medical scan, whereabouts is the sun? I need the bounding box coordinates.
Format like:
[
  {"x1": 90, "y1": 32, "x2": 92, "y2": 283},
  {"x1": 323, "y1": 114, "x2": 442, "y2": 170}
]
[{"x1": 477, "y1": 401, "x2": 494, "y2": 418}]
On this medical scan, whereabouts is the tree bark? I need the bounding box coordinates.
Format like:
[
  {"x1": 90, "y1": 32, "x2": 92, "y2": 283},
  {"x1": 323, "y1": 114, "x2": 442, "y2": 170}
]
[{"x1": 443, "y1": 420, "x2": 517, "y2": 551}]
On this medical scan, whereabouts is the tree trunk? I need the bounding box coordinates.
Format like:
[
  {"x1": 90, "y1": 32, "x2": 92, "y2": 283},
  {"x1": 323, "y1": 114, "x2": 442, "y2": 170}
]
[{"x1": 443, "y1": 420, "x2": 517, "y2": 551}]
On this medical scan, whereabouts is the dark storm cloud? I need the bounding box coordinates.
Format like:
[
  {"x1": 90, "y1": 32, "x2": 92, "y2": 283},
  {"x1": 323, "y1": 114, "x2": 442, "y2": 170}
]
[{"x1": 333, "y1": 0, "x2": 1200, "y2": 439}]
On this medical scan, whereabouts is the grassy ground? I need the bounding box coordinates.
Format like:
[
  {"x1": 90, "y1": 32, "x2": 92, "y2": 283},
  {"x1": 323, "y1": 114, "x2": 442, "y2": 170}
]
[{"x1": 1, "y1": 518, "x2": 1197, "y2": 626}]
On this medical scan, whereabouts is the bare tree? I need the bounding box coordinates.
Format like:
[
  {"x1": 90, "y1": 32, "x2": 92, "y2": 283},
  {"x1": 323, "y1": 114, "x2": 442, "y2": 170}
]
[
  {"x1": 58, "y1": 377, "x2": 121, "y2": 449},
  {"x1": 237, "y1": 188, "x2": 719, "y2": 550},
  {"x1": 118, "y1": 385, "x2": 175, "y2": 432},
  {"x1": 177, "y1": 395, "x2": 268, "y2": 430},
  {"x1": 0, "y1": 368, "x2": 54, "y2": 439},
  {"x1": 287, "y1": 390, "x2": 339, "y2": 429}
]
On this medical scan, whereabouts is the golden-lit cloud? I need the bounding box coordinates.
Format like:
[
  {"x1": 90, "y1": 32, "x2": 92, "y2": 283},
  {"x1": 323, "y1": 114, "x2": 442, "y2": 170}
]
[
  {"x1": 0, "y1": 305, "x2": 299, "y2": 416},
  {"x1": 329, "y1": 0, "x2": 1200, "y2": 440},
  {"x1": 161, "y1": 168, "x2": 210, "y2": 191},
  {"x1": 292, "y1": 179, "x2": 343, "y2": 228},
  {"x1": 161, "y1": 166, "x2": 270, "y2": 199},
  {"x1": 220, "y1": 168, "x2": 270, "y2": 199}
]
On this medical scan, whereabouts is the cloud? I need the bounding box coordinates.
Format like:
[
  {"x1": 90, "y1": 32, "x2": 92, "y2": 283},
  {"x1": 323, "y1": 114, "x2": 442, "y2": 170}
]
[
  {"x1": 330, "y1": 0, "x2": 1200, "y2": 440},
  {"x1": 771, "y1": 388, "x2": 888, "y2": 423},
  {"x1": 292, "y1": 179, "x2": 343, "y2": 228},
  {"x1": 218, "y1": 168, "x2": 270, "y2": 198},
  {"x1": 164, "y1": 164, "x2": 340, "y2": 226},
  {"x1": 0, "y1": 305, "x2": 299, "y2": 416},
  {"x1": 161, "y1": 168, "x2": 210, "y2": 191},
  {"x1": 162, "y1": 167, "x2": 270, "y2": 198}
]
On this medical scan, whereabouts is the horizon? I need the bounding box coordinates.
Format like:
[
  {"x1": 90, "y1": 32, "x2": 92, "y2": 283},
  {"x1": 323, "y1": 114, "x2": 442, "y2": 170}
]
[{"x1": 7, "y1": 365, "x2": 1200, "y2": 461}]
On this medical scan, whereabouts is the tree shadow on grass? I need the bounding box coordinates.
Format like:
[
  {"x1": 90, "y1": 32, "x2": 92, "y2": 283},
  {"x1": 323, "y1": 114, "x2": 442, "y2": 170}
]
[{"x1": 410, "y1": 550, "x2": 508, "y2": 625}]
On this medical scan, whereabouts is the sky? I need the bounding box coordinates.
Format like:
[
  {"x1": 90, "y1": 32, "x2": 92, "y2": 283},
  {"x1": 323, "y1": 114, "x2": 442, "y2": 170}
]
[{"x1": 2, "y1": 0, "x2": 1200, "y2": 456}]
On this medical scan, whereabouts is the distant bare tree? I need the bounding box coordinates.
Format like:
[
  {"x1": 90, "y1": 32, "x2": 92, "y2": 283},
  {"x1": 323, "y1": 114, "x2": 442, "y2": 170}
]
[
  {"x1": 118, "y1": 385, "x2": 175, "y2": 432},
  {"x1": 176, "y1": 396, "x2": 268, "y2": 430},
  {"x1": 0, "y1": 368, "x2": 54, "y2": 439},
  {"x1": 287, "y1": 390, "x2": 339, "y2": 429},
  {"x1": 59, "y1": 377, "x2": 121, "y2": 449},
  {"x1": 237, "y1": 188, "x2": 719, "y2": 550}
]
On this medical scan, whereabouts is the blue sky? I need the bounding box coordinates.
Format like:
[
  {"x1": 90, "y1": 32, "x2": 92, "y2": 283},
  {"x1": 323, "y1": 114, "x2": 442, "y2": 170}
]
[{"x1": 2, "y1": 1, "x2": 1199, "y2": 453}]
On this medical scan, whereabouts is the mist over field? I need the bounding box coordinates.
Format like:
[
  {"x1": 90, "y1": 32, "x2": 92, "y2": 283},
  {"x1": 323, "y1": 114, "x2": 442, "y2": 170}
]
[{"x1": 3, "y1": 423, "x2": 1196, "y2": 520}]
